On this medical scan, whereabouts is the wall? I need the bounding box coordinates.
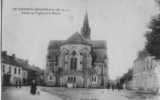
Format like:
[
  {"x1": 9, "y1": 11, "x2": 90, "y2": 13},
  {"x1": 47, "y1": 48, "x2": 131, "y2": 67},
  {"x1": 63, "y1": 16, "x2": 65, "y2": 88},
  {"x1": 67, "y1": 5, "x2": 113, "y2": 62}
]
[
  {"x1": 2, "y1": 63, "x2": 23, "y2": 85},
  {"x1": 130, "y1": 56, "x2": 160, "y2": 92}
]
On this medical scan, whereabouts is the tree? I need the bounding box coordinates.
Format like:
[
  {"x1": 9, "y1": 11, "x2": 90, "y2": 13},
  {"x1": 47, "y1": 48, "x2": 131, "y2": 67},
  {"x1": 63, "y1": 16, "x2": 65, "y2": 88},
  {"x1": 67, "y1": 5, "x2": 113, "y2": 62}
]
[
  {"x1": 119, "y1": 69, "x2": 133, "y2": 87},
  {"x1": 145, "y1": 14, "x2": 160, "y2": 59}
]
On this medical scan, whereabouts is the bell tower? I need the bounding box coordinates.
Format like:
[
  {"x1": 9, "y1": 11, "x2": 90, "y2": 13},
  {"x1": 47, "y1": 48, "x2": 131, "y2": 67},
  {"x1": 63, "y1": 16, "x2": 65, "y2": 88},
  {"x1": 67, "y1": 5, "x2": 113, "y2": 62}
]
[{"x1": 81, "y1": 12, "x2": 91, "y2": 40}]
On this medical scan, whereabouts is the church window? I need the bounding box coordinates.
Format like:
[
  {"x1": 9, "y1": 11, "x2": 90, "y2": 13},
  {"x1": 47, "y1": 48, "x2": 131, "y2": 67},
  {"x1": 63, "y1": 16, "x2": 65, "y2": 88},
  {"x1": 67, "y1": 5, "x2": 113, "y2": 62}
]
[
  {"x1": 2, "y1": 65, "x2": 5, "y2": 73},
  {"x1": 92, "y1": 76, "x2": 97, "y2": 82},
  {"x1": 74, "y1": 77, "x2": 76, "y2": 82},
  {"x1": 72, "y1": 51, "x2": 76, "y2": 56},
  {"x1": 71, "y1": 57, "x2": 77, "y2": 70},
  {"x1": 49, "y1": 76, "x2": 52, "y2": 80},
  {"x1": 80, "y1": 61, "x2": 82, "y2": 64},
  {"x1": 68, "y1": 76, "x2": 76, "y2": 82},
  {"x1": 55, "y1": 55, "x2": 58, "y2": 65},
  {"x1": 18, "y1": 68, "x2": 21, "y2": 75},
  {"x1": 80, "y1": 52, "x2": 82, "y2": 55},
  {"x1": 14, "y1": 67, "x2": 17, "y2": 74},
  {"x1": 68, "y1": 77, "x2": 71, "y2": 82},
  {"x1": 9, "y1": 66, "x2": 11, "y2": 74},
  {"x1": 71, "y1": 77, "x2": 73, "y2": 81}
]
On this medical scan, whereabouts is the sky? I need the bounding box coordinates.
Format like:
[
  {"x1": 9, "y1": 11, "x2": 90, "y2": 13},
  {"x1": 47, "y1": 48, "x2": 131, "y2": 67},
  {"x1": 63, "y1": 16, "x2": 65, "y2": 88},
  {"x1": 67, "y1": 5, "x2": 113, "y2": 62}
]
[{"x1": 2, "y1": 0, "x2": 159, "y2": 79}]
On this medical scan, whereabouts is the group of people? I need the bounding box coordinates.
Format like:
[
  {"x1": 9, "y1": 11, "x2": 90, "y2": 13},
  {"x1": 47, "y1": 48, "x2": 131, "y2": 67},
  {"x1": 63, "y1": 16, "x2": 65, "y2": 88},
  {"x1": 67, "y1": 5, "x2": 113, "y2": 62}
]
[
  {"x1": 16, "y1": 80, "x2": 39, "y2": 95},
  {"x1": 15, "y1": 80, "x2": 38, "y2": 95},
  {"x1": 106, "y1": 83, "x2": 123, "y2": 90},
  {"x1": 16, "y1": 81, "x2": 22, "y2": 88}
]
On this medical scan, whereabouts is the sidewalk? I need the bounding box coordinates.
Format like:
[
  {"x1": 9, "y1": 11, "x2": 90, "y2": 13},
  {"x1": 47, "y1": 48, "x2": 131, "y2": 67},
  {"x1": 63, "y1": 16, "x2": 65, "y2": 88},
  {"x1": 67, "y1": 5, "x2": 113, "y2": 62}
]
[{"x1": 2, "y1": 87, "x2": 63, "y2": 100}]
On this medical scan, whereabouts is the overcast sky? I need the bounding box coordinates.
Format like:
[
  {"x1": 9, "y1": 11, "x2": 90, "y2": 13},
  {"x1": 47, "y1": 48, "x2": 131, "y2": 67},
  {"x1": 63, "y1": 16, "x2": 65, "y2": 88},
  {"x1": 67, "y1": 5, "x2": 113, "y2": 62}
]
[{"x1": 2, "y1": 0, "x2": 159, "y2": 79}]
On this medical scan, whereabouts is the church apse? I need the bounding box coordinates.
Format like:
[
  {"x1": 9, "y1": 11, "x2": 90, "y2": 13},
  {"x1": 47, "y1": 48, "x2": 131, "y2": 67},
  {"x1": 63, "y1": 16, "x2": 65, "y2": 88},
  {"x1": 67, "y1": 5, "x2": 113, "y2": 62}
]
[{"x1": 45, "y1": 12, "x2": 108, "y2": 88}]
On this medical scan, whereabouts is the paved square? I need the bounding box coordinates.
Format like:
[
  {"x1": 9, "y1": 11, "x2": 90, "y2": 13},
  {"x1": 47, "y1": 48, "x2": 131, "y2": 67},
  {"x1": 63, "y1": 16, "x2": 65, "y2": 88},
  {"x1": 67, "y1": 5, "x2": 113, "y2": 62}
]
[{"x1": 2, "y1": 87, "x2": 160, "y2": 100}]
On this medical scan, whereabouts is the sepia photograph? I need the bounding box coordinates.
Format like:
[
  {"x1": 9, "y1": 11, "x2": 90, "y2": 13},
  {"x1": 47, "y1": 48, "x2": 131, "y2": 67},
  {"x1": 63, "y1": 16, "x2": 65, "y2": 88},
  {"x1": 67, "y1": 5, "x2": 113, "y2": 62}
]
[{"x1": 1, "y1": 0, "x2": 160, "y2": 100}]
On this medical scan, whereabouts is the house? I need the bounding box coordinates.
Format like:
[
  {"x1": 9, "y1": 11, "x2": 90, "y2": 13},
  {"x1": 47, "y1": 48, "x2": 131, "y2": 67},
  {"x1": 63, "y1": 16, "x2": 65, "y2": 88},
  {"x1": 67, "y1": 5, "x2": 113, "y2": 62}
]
[
  {"x1": 1, "y1": 51, "x2": 44, "y2": 86},
  {"x1": 2, "y1": 51, "x2": 24, "y2": 85}
]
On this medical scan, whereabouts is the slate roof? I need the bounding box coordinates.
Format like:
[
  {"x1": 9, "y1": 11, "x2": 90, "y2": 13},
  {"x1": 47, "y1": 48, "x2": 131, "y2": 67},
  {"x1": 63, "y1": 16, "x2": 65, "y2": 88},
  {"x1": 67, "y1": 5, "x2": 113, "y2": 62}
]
[
  {"x1": 64, "y1": 32, "x2": 90, "y2": 45},
  {"x1": 16, "y1": 58, "x2": 43, "y2": 73},
  {"x1": 48, "y1": 40, "x2": 64, "y2": 49},
  {"x1": 48, "y1": 32, "x2": 91, "y2": 49},
  {"x1": 90, "y1": 40, "x2": 107, "y2": 49},
  {"x1": 16, "y1": 58, "x2": 31, "y2": 70},
  {"x1": 1, "y1": 51, "x2": 43, "y2": 73},
  {"x1": 67, "y1": 32, "x2": 85, "y2": 42},
  {"x1": 2, "y1": 52, "x2": 20, "y2": 67}
]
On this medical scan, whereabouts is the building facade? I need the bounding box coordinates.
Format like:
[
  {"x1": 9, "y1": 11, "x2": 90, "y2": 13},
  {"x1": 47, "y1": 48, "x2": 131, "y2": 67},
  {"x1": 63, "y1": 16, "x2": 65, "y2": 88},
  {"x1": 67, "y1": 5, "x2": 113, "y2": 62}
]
[
  {"x1": 45, "y1": 13, "x2": 108, "y2": 88},
  {"x1": 1, "y1": 51, "x2": 28, "y2": 85},
  {"x1": 128, "y1": 55, "x2": 160, "y2": 92},
  {"x1": 1, "y1": 51, "x2": 43, "y2": 86}
]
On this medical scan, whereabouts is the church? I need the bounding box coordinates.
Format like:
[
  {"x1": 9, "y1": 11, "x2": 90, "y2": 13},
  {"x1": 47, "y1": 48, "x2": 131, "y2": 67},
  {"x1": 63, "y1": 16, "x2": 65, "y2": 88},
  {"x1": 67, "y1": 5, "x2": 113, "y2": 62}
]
[{"x1": 45, "y1": 13, "x2": 108, "y2": 88}]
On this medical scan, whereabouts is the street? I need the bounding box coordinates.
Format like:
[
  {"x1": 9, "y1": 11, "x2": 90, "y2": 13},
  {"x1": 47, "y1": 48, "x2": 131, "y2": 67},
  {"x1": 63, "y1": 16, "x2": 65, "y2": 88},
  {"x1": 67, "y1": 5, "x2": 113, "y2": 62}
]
[{"x1": 2, "y1": 87, "x2": 160, "y2": 100}]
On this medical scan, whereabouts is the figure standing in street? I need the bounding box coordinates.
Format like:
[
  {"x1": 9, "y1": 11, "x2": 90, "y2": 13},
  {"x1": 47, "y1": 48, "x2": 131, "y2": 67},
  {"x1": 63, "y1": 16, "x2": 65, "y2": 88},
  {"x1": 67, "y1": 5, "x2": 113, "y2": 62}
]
[
  {"x1": 16, "y1": 81, "x2": 18, "y2": 88},
  {"x1": 19, "y1": 81, "x2": 21, "y2": 88},
  {"x1": 30, "y1": 80, "x2": 37, "y2": 95}
]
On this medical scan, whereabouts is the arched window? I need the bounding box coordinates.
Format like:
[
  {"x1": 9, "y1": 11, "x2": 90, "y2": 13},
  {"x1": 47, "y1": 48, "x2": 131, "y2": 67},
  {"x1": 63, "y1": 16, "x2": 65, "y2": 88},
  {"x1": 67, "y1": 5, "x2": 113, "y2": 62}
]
[
  {"x1": 92, "y1": 75, "x2": 97, "y2": 82},
  {"x1": 14, "y1": 67, "x2": 17, "y2": 74},
  {"x1": 49, "y1": 76, "x2": 52, "y2": 80},
  {"x1": 68, "y1": 76, "x2": 76, "y2": 82},
  {"x1": 71, "y1": 57, "x2": 77, "y2": 70},
  {"x1": 70, "y1": 51, "x2": 77, "y2": 70},
  {"x1": 9, "y1": 66, "x2": 11, "y2": 74},
  {"x1": 2, "y1": 65, "x2": 5, "y2": 73}
]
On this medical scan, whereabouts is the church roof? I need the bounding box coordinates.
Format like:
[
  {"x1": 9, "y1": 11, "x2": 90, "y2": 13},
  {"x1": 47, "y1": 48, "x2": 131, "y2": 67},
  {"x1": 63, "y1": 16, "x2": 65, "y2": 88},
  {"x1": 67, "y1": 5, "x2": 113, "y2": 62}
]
[
  {"x1": 94, "y1": 49, "x2": 107, "y2": 62},
  {"x1": 67, "y1": 32, "x2": 85, "y2": 42},
  {"x1": 63, "y1": 32, "x2": 91, "y2": 45},
  {"x1": 90, "y1": 40, "x2": 107, "y2": 49},
  {"x1": 48, "y1": 40, "x2": 64, "y2": 49}
]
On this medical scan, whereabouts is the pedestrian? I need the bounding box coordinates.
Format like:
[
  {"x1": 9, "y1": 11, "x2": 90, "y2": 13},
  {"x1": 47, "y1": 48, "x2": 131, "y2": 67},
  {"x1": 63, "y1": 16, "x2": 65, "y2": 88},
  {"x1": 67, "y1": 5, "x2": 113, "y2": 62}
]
[
  {"x1": 16, "y1": 81, "x2": 18, "y2": 88},
  {"x1": 30, "y1": 80, "x2": 37, "y2": 95},
  {"x1": 19, "y1": 81, "x2": 21, "y2": 88}
]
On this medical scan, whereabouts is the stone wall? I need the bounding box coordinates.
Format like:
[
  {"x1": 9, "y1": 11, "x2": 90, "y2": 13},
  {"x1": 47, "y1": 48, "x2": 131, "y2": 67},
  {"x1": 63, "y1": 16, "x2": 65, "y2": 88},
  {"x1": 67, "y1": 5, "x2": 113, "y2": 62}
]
[{"x1": 129, "y1": 56, "x2": 160, "y2": 92}]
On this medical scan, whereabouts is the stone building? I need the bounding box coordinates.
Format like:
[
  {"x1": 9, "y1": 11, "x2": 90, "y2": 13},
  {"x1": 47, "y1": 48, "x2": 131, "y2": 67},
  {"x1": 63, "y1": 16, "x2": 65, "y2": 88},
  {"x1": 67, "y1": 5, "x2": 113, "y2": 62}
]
[
  {"x1": 1, "y1": 51, "x2": 43, "y2": 86},
  {"x1": 1, "y1": 51, "x2": 28, "y2": 85},
  {"x1": 127, "y1": 51, "x2": 160, "y2": 93},
  {"x1": 45, "y1": 13, "x2": 108, "y2": 88}
]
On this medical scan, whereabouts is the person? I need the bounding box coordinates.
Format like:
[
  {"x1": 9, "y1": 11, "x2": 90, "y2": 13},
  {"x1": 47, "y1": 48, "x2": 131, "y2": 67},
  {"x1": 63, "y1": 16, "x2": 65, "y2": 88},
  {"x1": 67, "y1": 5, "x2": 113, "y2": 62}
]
[
  {"x1": 19, "y1": 81, "x2": 21, "y2": 88},
  {"x1": 16, "y1": 81, "x2": 18, "y2": 88},
  {"x1": 30, "y1": 80, "x2": 37, "y2": 95}
]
